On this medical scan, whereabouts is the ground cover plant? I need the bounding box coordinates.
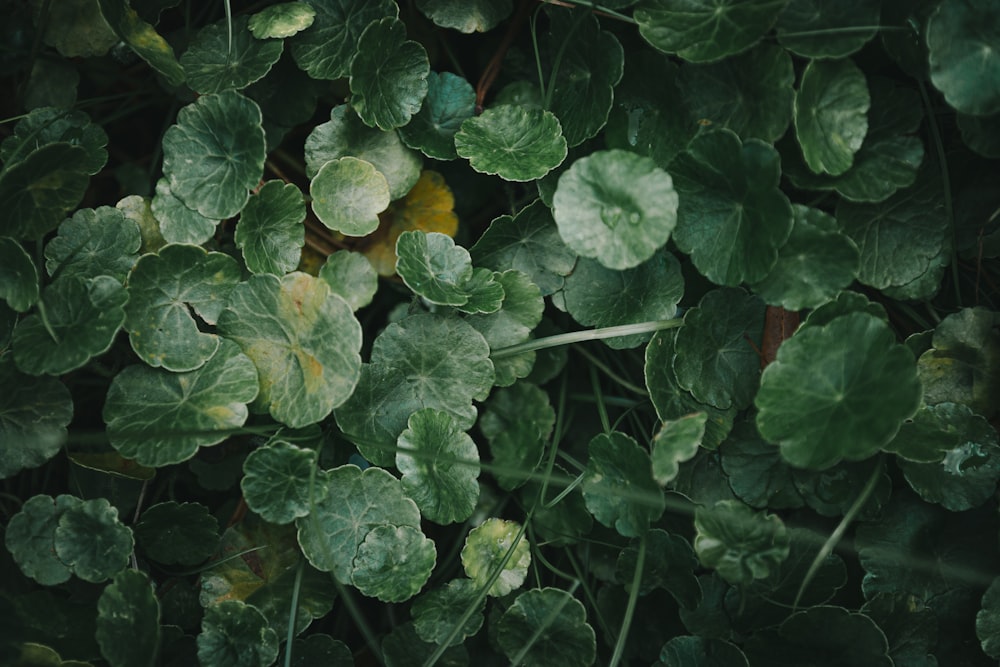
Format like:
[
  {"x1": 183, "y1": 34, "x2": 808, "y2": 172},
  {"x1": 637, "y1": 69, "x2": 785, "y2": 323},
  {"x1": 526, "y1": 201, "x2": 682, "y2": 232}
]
[{"x1": 2, "y1": 0, "x2": 1000, "y2": 664}]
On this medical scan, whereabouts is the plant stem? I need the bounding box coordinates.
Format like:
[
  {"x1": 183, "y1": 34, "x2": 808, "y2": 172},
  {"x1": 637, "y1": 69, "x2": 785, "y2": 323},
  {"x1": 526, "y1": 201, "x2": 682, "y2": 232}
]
[
  {"x1": 491, "y1": 319, "x2": 683, "y2": 359},
  {"x1": 609, "y1": 532, "x2": 645, "y2": 667}
]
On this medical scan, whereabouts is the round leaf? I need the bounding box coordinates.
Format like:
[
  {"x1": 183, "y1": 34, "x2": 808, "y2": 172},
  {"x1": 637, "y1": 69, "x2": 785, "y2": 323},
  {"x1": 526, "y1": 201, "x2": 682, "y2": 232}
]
[
  {"x1": 416, "y1": 0, "x2": 512, "y2": 32},
  {"x1": 886, "y1": 402, "x2": 991, "y2": 463},
  {"x1": 461, "y1": 518, "x2": 530, "y2": 597},
  {"x1": 693, "y1": 499, "x2": 789, "y2": 586},
  {"x1": 241, "y1": 442, "x2": 318, "y2": 524},
  {"x1": 0, "y1": 142, "x2": 90, "y2": 240},
  {"x1": 399, "y1": 71, "x2": 475, "y2": 160},
  {"x1": 235, "y1": 181, "x2": 306, "y2": 275},
  {"x1": 197, "y1": 600, "x2": 279, "y2": 667},
  {"x1": 496, "y1": 588, "x2": 596, "y2": 667},
  {"x1": 310, "y1": 157, "x2": 390, "y2": 236},
  {"x1": 479, "y1": 381, "x2": 554, "y2": 490},
  {"x1": 652, "y1": 413, "x2": 708, "y2": 486},
  {"x1": 349, "y1": 17, "x2": 429, "y2": 130},
  {"x1": 719, "y1": 420, "x2": 804, "y2": 510},
  {"x1": 2, "y1": 107, "x2": 108, "y2": 175},
  {"x1": 180, "y1": 15, "x2": 284, "y2": 94},
  {"x1": 44, "y1": 206, "x2": 141, "y2": 282},
  {"x1": 553, "y1": 149, "x2": 677, "y2": 270},
  {"x1": 151, "y1": 178, "x2": 219, "y2": 245},
  {"x1": 582, "y1": 431, "x2": 665, "y2": 537},
  {"x1": 776, "y1": 0, "x2": 881, "y2": 58},
  {"x1": 793, "y1": 58, "x2": 870, "y2": 176},
  {"x1": 161, "y1": 91, "x2": 266, "y2": 219},
  {"x1": 927, "y1": 0, "x2": 1000, "y2": 116},
  {"x1": 465, "y1": 270, "x2": 544, "y2": 386},
  {"x1": 134, "y1": 501, "x2": 219, "y2": 566},
  {"x1": 617, "y1": 529, "x2": 701, "y2": 607},
  {"x1": 289, "y1": 0, "x2": 397, "y2": 80},
  {"x1": 746, "y1": 606, "x2": 892, "y2": 667},
  {"x1": 54, "y1": 497, "x2": 134, "y2": 583},
  {"x1": 249, "y1": 2, "x2": 316, "y2": 38},
  {"x1": 4, "y1": 494, "x2": 80, "y2": 585},
  {"x1": 351, "y1": 524, "x2": 436, "y2": 602},
  {"x1": 755, "y1": 311, "x2": 922, "y2": 469},
  {"x1": 455, "y1": 104, "x2": 568, "y2": 182},
  {"x1": 395, "y1": 230, "x2": 474, "y2": 306},
  {"x1": 0, "y1": 359, "x2": 73, "y2": 479},
  {"x1": 317, "y1": 250, "x2": 378, "y2": 311},
  {"x1": 96, "y1": 569, "x2": 160, "y2": 667},
  {"x1": 412, "y1": 578, "x2": 485, "y2": 647},
  {"x1": 656, "y1": 636, "x2": 748, "y2": 667},
  {"x1": 104, "y1": 339, "x2": 259, "y2": 467}
]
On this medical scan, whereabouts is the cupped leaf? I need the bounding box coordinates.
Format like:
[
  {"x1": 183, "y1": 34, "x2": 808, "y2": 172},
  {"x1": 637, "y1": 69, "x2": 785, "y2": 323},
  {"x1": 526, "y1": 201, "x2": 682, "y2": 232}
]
[
  {"x1": 310, "y1": 157, "x2": 390, "y2": 236},
  {"x1": 235, "y1": 180, "x2": 305, "y2": 275},
  {"x1": 54, "y1": 497, "x2": 133, "y2": 583},
  {"x1": 553, "y1": 149, "x2": 677, "y2": 270},
  {"x1": 241, "y1": 442, "x2": 317, "y2": 524},
  {"x1": 399, "y1": 71, "x2": 475, "y2": 160},
  {"x1": 455, "y1": 105, "x2": 568, "y2": 182},
  {"x1": 750, "y1": 205, "x2": 860, "y2": 309},
  {"x1": 181, "y1": 15, "x2": 284, "y2": 94},
  {"x1": 96, "y1": 569, "x2": 160, "y2": 667},
  {"x1": 918, "y1": 307, "x2": 1000, "y2": 417},
  {"x1": 124, "y1": 244, "x2": 240, "y2": 371},
  {"x1": 461, "y1": 518, "x2": 530, "y2": 597},
  {"x1": 412, "y1": 578, "x2": 485, "y2": 647},
  {"x1": 318, "y1": 250, "x2": 378, "y2": 311},
  {"x1": 793, "y1": 58, "x2": 870, "y2": 176},
  {"x1": 0, "y1": 237, "x2": 38, "y2": 311},
  {"x1": 395, "y1": 231, "x2": 477, "y2": 306},
  {"x1": 479, "y1": 381, "x2": 555, "y2": 490},
  {"x1": 352, "y1": 524, "x2": 436, "y2": 602},
  {"x1": 675, "y1": 42, "x2": 794, "y2": 142},
  {"x1": 927, "y1": 0, "x2": 1000, "y2": 116},
  {"x1": 465, "y1": 269, "x2": 544, "y2": 385},
  {"x1": 44, "y1": 206, "x2": 140, "y2": 282},
  {"x1": 416, "y1": 0, "x2": 512, "y2": 32},
  {"x1": 673, "y1": 288, "x2": 765, "y2": 411},
  {"x1": 776, "y1": 0, "x2": 881, "y2": 58},
  {"x1": 756, "y1": 311, "x2": 922, "y2": 469},
  {"x1": 618, "y1": 529, "x2": 701, "y2": 608},
  {"x1": 304, "y1": 104, "x2": 421, "y2": 199},
  {"x1": 218, "y1": 272, "x2": 362, "y2": 427},
  {"x1": 0, "y1": 359, "x2": 73, "y2": 479},
  {"x1": 134, "y1": 501, "x2": 219, "y2": 566},
  {"x1": 197, "y1": 600, "x2": 279, "y2": 667},
  {"x1": 12, "y1": 276, "x2": 128, "y2": 376},
  {"x1": 496, "y1": 588, "x2": 596, "y2": 667},
  {"x1": 396, "y1": 409, "x2": 480, "y2": 525},
  {"x1": 2, "y1": 106, "x2": 108, "y2": 175},
  {"x1": 635, "y1": 0, "x2": 788, "y2": 62},
  {"x1": 886, "y1": 402, "x2": 991, "y2": 463},
  {"x1": 652, "y1": 413, "x2": 708, "y2": 486},
  {"x1": 470, "y1": 199, "x2": 576, "y2": 297},
  {"x1": 0, "y1": 143, "x2": 90, "y2": 240},
  {"x1": 671, "y1": 130, "x2": 793, "y2": 285},
  {"x1": 694, "y1": 499, "x2": 789, "y2": 585},
  {"x1": 151, "y1": 178, "x2": 219, "y2": 245},
  {"x1": 349, "y1": 17, "x2": 429, "y2": 130},
  {"x1": 249, "y1": 2, "x2": 316, "y2": 38},
  {"x1": 96, "y1": 0, "x2": 185, "y2": 86},
  {"x1": 655, "y1": 636, "x2": 748, "y2": 667},
  {"x1": 4, "y1": 494, "x2": 80, "y2": 585},
  {"x1": 161, "y1": 91, "x2": 266, "y2": 219},
  {"x1": 582, "y1": 431, "x2": 665, "y2": 537},
  {"x1": 289, "y1": 0, "x2": 396, "y2": 80},
  {"x1": 104, "y1": 339, "x2": 259, "y2": 467}
]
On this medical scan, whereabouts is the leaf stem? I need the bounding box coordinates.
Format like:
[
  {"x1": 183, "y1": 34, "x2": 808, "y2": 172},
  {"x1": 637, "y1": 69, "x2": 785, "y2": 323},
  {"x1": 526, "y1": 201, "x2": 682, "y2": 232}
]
[
  {"x1": 282, "y1": 558, "x2": 305, "y2": 667},
  {"x1": 491, "y1": 319, "x2": 683, "y2": 359},
  {"x1": 776, "y1": 25, "x2": 909, "y2": 37},
  {"x1": 538, "y1": 0, "x2": 637, "y2": 24},
  {"x1": 542, "y1": 6, "x2": 591, "y2": 111},
  {"x1": 609, "y1": 532, "x2": 645, "y2": 667}
]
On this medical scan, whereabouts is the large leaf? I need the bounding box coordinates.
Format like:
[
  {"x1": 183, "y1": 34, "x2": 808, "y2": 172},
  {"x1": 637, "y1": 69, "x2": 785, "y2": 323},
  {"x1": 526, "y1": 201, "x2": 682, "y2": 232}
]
[
  {"x1": 218, "y1": 272, "x2": 362, "y2": 428},
  {"x1": 793, "y1": 58, "x2": 870, "y2": 176},
  {"x1": 412, "y1": 579, "x2": 485, "y2": 647},
  {"x1": 349, "y1": 18, "x2": 429, "y2": 130},
  {"x1": 582, "y1": 431, "x2": 665, "y2": 537},
  {"x1": 455, "y1": 105, "x2": 568, "y2": 182},
  {"x1": 180, "y1": 15, "x2": 284, "y2": 94},
  {"x1": 289, "y1": 0, "x2": 397, "y2": 80},
  {"x1": 743, "y1": 606, "x2": 892, "y2": 667},
  {"x1": 0, "y1": 359, "x2": 73, "y2": 479},
  {"x1": 552, "y1": 149, "x2": 677, "y2": 270},
  {"x1": 395, "y1": 231, "x2": 502, "y2": 310},
  {"x1": 496, "y1": 588, "x2": 596, "y2": 667},
  {"x1": 927, "y1": 0, "x2": 1000, "y2": 116},
  {"x1": 352, "y1": 524, "x2": 436, "y2": 602}
]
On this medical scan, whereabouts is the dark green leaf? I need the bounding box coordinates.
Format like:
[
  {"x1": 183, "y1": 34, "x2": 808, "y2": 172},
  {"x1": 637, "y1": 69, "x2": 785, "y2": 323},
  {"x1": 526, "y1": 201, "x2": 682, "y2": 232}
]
[
  {"x1": 399, "y1": 71, "x2": 475, "y2": 160},
  {"x1": 4, "y1": 494, "x2": 80, "y2": 585},
  {"x1": 978, "y1": 578, "x2": 1000, "y2": 660},
  {"x1": 44, "y1": 206, "x2": 140, "y2": 282},
  {"x1": 0, "y1": 359, "x2": 73, "y2": 479},
  {"x1": 382, "y1": 622, "x2": 469, "y2": 667},
  {"x1": 54, "y1": 497, "x2": 133, "y2": 583},
  {"x1": 96, "y1": 569, "x2": 160, "y2": 667},
  {"x1": 655, "y1": 636, "x2": 748, "y2": 667},
  {"x1": 582, "y1": 431, "x2": 665, "y2": 537},
  {"x1": 743, "y1": 606, "x2": 892, "y2": 667},
  {"x1": 97, "y1": 0, "x2": 186, "y2": 86},
  {"x1": 290, "y1": 0, "x2": 397, "y2": 80},
  {"x1": 917, "y1": 307, "x2": 1000, "y2": 418},
  {"x1": 465, "y1": 270, "x2": 544, "y2": 385},
  {"x1": 197, "y1": 600, "x2": 279, "y2": 667},
  {"x1": 134, "y1": 501, "x2": 219, "y2": 565},
  {"x1": 776, "y1": 0, "x2": 881, "y2": 58},
  {"x1": 2, "y1": 107, "x2": 108, "y2": 175},
  {"x1": 235, "y1": 181, "x2": 306, "y2": 276},
  {"x1": 241, "y1": 442, "x2": 317, "y2": 524},
  {"x1": 455, "y1": 105, "x2": 568, "y2": 181},
  {"x1": 479, "y1": 382, "x2": 554, "y2": 490},
  {"x1": 416, "y1": 0, "x2": 512, "y2": 33},
  {"x1": 349, "y1": 18, "x2": 429, "y2": 130},
  {"x1": 694, "y1": 500, "x2": 789, "y2": 585},
  {"x1": 181, "y1": 15, "x2": 284, "y2": 94},
  {"x1": 496, "y1": 588, "x2": 596, "y2": 667},
  {"x1": 927, "y1": 0, "x2": 1000, "y2": 115},
  {"x1": 886, "y1": 402, "x2": 992, "y2": 463},
  {"x1": 0, "y1": 143, "x2": 90, "y2": 240},
  {"x1": 617, "y1": 529, "x2": 701, "y2": 608},
  {"x1": 793, "y1": 58, "x2": 870, "y2": 176},
  {"x1": 0, "y1": 237, "x2": 38, "y2": 312},
  {"x1": 719, "y1": 419, "x2": 803, "y2": 509},
  {"x1": 863, "y1": 593, "x2": 939, "y2": 667},
  {"x1": 412, "y1": 578, "x2": 485, "y2": 647}
]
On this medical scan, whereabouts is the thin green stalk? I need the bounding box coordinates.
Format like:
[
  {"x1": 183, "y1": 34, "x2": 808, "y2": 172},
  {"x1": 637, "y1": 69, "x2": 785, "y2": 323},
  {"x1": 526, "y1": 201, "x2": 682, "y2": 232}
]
[
  {"x1": 540, "y1": 0, "x2": 636, "y2": 23},
  {"x1": 776, "y1": 25, "x2": 908, "y2": 38},
  {"x1": 529, "y1": 7, "x2": 547, "y2": 104},
  {"x1": 609, "y1": 532, "x2": 646, "y2": 667},
  {"x1": 508, "y1": 580, "x2": 582, "y2": 666},
  {"x1": 283, "y1": 558, "x2": 305, "y2": 667},
  {"x1": 574, "y1": 346, "x2": 649, "y2": 396},
  {"x1": 492, "y1": 319, "x2": 683, "y2": 359},
  {"x1": 542, "y1": 7, "x2": 590, "y2": 111},
  {"x1": 589, "y1": 364, "x2": 611, "y2": 434}
]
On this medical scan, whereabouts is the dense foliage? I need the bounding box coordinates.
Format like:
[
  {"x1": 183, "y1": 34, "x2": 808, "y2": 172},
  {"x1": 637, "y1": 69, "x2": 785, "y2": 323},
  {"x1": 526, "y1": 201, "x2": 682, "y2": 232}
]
[{"x1": 2, "y1": 0, "x2": 1000, "y2": 665}]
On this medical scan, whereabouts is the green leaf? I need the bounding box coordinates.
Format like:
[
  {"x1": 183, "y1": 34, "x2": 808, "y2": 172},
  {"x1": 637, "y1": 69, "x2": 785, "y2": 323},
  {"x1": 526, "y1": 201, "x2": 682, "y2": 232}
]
[
  {"x1": 44, "y1": 206, "x2": 140, "y2": 282},
  {"x1": 396, "y1": 231, "x2": 478, "y2": 306},
  {"x1": 161, "y1": 91, "x2": 265, "y2": 219},
  {"x1": 2, "y1": 107, "x2": 108, "y2": 175},
  {"x1": 0, "y1": 237, "x2": 38, "y2": 311},
  {"x1": 318, "y1": 250, "x2": 378, "y2": 311},
  {"x1": 618, "y1": 529, "x2": 701, "y2": 607},
  {"x1": 744, "y1": 606, "x2": 892, "y2": 667},
  {"x1": 886, "y1": 402, "x2": 990, "y2": 463},
  {"x1": 917, "y1": 307, "x2": 1000, "y2": 417},
  {"x1": 151, "y1": 178, "x2": 219, "y2": 245},
  {"x1": 675, "y1": 42, "x2": 794, "y2": 142},
  {"x1": 296, "y1": 465, "x2": 422, "y2": 584},
  {"x1": 655, "y1": 636, "x2": 748, "y2": 667},
  {"x1": 719, "y1": 419, "x2": 803, "y2": 510},
  {"x1": 520, "y1": 465, "x2": 593, "y2": 548},
  {"x1": 382, "y1": 622, "x2": 469, "y2": 666},
  {"x1": 241, "y1": 442, "x2": 317, "y2": 524},
  {"x1": 181, "y1": 15, "x2": 284, "y2": 94},
  {"x1": 0, "y1": 359, "x2": 73, "y2": 479},
  {"x1": 282, "y1": 635, "x2": 353, "y2": 667},
  {"x1": 755, "y1": 311, "x2": 922, "y2": 469},
  {"x1": 352, "y1": 524, "x2": 436, "y2": 601},
  {"x1": 218, "y1": 272, "x2": 362, "y2": 428},
  {"x1": 750, "y1": 205, "x2": 860, "y2": 309},
  {"x1": 12, "y1": 276, "x2": 128, "y2": 376},
  {"x1": 96, "y1": 0, "x2": 186, "y2": 86},
  {"x1": 397, "y1": 409, "x2": 480, "y2": 525},
  {"x1": 793, "y1": 58, "x2": 870, "y2": 176},
  {"x1": 399, "y1": 71, "x2": 475, "y2": 160},
  {"x1": 235, "y1": 181, "x2": 305, "y2": 275},
  {"x1": 470, "y1": 199, "x2": 577, "y2": 297},
  {"x1": 496, "y1": 588, "x2": 596, "y2": 667},
  {"x1": 793, "y1": 457, "x2": 891, "y2": 518},
  {"x1": 927, "y1": 0, "x2": 1000, "y2": 116},
  {"x1": 96, "y1": 569, "x2": 160, "y2": 667},
  {"x1": 304, "y1": 104, "x2": 421, "y2": 199},
  {"x1": 412, "y1": 578, "x2": 485, "y2": 647},
  {"x1": 543, "y1": 8, "x2": 624, "y2": 146},
  {"x1": 694, "y1": 499, "x2": 789, "y2": 585},
  {"x1": 978, "y1": 578, "x2": 1000, "y2": 660},
  {"x1": 634, "y1": 0, "x2": 788, "y2": 63},
  {"x1": 563, "y1": 251, "x2": 683, "y2": 348},
  {"x1": 197, "y1": 600, "x2": 279, "y2": 667},
  {"x1": 958, "y1": 111, "x2": 1000, "y2": 158},
  {"x1": 104, "y1": 339, "x2": 259, "y2": 467},
  {"x1": 671, "y1": 130, "x2": 793, "y2": 285},
  {"x1": 124, "y1": 244, "x2": 240, "y2": 371},
  {"x1": 4, "y1": 494, "x2": 80, "y2": 585},
  {"x1": 776, "y1": 0, "x2": 881, "y2": 58},
  {"x1": 479, "y1": 381, "x2": 554, "y2": 490},
  {"x1": 582, "y1": 431, "x2": 665, "y2": 537},
  {"x1": 673, "y1": 288, "x2": 765, "y2": 411},
  {"x1": 863, "y1": 593, "x2": 938, "y2": 667},
  {"x1": 652, "y1": 413, "x2": 707, "y2": 485},
  {"x1": 465, "y1": 270, "x2": 544, "y2": 385},
  {"x1": 416, "y1": 0, "x2": 512, "y2": 33},
  {"x1": 553, "y1": 149, "x2": 677, "y2": 270},
  {"x1": 461, "y1": 518, "x2": 530, "y2": 597},
  {"x1": 289, "y1": 0, "x2": 397, "y2": 80},
  {"x1": 310, "y1": 157, "x2": 390, "y2": 236},
  {"x1": 54, "y1": 497, "x2": 133, "y2": 583},
  {"x1": 0, "y1": 143, "x2": 90, "y2": 240},
  {"x1": 249, "y1": 2, "x2": 316, "y2": 39},
  {"x1": 38, "y1": 0, "x2": 118, "y2": 58},
  {"x1": 349, "y1": 17, "x2": 429, "y2": 130},
  {"x1": 134, "y1": 501, "x2": 219, "y2": 566},
  {"x1": 455, "y1": 105, "x2": 568, "y2": 182}
]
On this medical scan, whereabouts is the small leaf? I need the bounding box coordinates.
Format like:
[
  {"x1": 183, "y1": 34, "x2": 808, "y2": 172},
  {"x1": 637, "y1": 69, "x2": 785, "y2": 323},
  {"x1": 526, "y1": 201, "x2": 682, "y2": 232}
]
[
  {"x1": 927, "y1": 0, "x2": 1000, "y2": 115},
  {"x1": 352, "y1": 524, "x2": 436, "y2": 602},
  {"x1": 719, "y1": 419, "x2": 804, "y2": 510},
  {"x1": 416, "y1": 0, "x2": 512, "y2": 33},
  {"x1": 310, "y1": 157, "x2": 390, "y2": 236},
  {"x1": 249, "y1": 2, "x2": 316, "y2": 39},
  {"x1": 656, "y1": 636, "x2": 748, "y2": 667},
  {"x1": 289, "y1": 0, "x2": 397, "y2": 80},
  {"x1": 134, "y1": 501, "x2": 218, "y2": 567},
  {"x1": 412, "y1": 578, "x2": 485, "y2": 647},
  {"x1": 0, "y1": 359, "x2": 73, "y2": 479},
  {"x1": 617, "y1": 529, "x2": 701, "y2": 608},
  {"x1": 917, "y1": 307, "x2": 1000, "y2": 417},
  {"x1": 241, "y1": 442, "x2": 318, "y2": 524},
  {"x1": 0, "y1": 237, "x2": 38, "y2": 312},
  {"x1": 54, "y1": 497, "x2": 134, "y2": 583},
  {"x1": 694, "y1": 500, "x2": 789, "y2": 585},
  {"x1": 399, "y1": 71, "x2": 475, "y2": 160},
  {"x1": 349, "y1": 17, "x2": 429, "y2": 130},
  {"x1": 479, "y1": 382, "x2": 554, "y2": 490},
  {"x1": 455, "y1": 105, "x2": 568, "y2": 181},
  {"x1": 0, "y1": 143, "x2": 90, "y2": 240},
  {"x1": 582, "y1": 431, "x2": 665, "y2": 537},
  {"x1": 318, "y1": 250, "x2": 378, "y2": 311},
  {"x1": 235, "y1": 181, "x2": 306, "y2": 275},
  {"x1": 96, "y1": 569, "x2": 160, "y2": 667},
  {"x1": 496, "y1": 588, "x2": 596, "y2": 667},
  {"x1": 461, "y1": 518, "x2": 530, "y2": 597},
  {"x1": 4, "y1": 494, "x2": 80, "y2": 585},
  {"x1": 181, "y1": 15, "x2": 284, "y2": 94},
  {"x1": 553, "y1": 149, "x2": 677, "y2": 270},
  {"x1": 197, "y1": 600, "x2": 279, "y2": 667},
  {"x1": 652, "y1": 413, "x2": 707, "y2": 485},
  {"x1": 776, "y1": 0, "x2": 881, "y2": 58},
  {"x1": 44, "y1": 206, "x2": 141, "y2": 282},
  {"x1": 794, "y1": 58, "x2": 870, "y2": 176},
  {"x1": 2, "y1": 106, "x2": 108, "y2": 175},
  {"x1": 151, "y1": 178, "x2": 219, "y2": 245}
]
